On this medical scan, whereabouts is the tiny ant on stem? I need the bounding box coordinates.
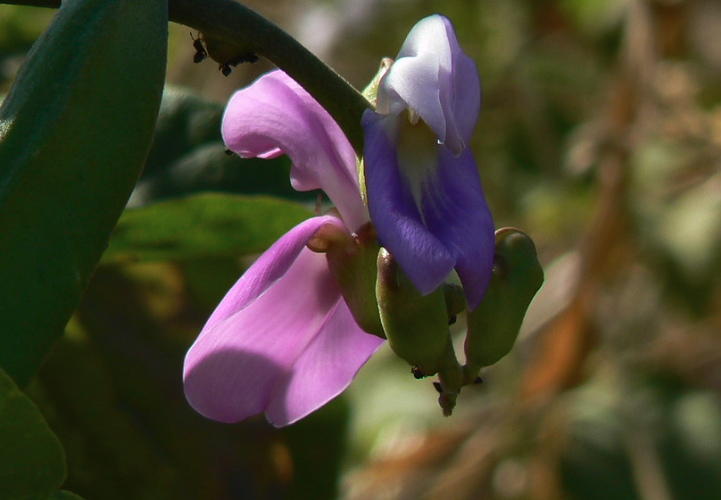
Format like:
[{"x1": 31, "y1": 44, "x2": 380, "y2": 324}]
[{"x1": 190, "y1": 32, "x2": 207, "y2": 64}]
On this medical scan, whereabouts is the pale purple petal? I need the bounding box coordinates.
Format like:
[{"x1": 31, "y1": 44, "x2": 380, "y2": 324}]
[
  {"x1": 377, "y1": 15, "x2": 480, "y2": 154},
  {"x1": 222, "y1": 70, "x2": 367, "y2": 230},
  {"x1": 420, "y1": 147, "x2": 494, "y2": 310},
  {"x1": 363, "y1": 110, "x2": 494, "y2": 307},
  {"x1": 362, "y1": 110, "x2": 455, "y2": 295},
  {"x1": 184, "y1": 246, "x2": 348, "y2": 423},
  {"x1": 442, "y1": 36, "x2": 481, "y2": 152},
  {"x1": 199, "y1": 215, "x2": 346, "y2": 338},
  {"x1": 377, "y1": 55, "x2": 444, "y2": 124},
  {"x1": 265, "y1": 300, "x2": 384, "y2": 426}
]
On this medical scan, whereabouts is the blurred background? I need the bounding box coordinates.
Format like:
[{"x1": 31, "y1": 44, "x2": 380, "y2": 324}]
[{"x1": 2, "y1": 0, "x2": 721, "y2": 498}]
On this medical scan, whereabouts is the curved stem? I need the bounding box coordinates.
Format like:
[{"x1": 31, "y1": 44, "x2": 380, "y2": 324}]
[{"x1": 2, "y1": 0, "x2": 371, "y2": 154}]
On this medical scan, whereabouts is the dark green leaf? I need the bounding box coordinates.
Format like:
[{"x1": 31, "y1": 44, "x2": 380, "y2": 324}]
[
  {"x1": 0, "y1": 0, "x2": 168, "y2": 385},
  {"x1": 0, "y1": 366, "x2": 66, "y2": 500},
  {"x1": 51, "y1": 492, "x2": 85, "y2": 500}
]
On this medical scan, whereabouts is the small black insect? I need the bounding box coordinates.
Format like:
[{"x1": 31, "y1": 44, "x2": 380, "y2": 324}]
[
  {"x1": 190, "y1": 32, "x2": 207, "y2": 64},
  {"x1": 411, "y1": 367, "x2": 425, "y2": 379},
  {"x1": 448, "y1": 315, "x2": 457, "y2": 326}
]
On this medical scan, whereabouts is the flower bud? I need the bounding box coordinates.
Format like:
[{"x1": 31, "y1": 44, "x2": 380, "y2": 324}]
[
  {"x1": 376, "y1": 248, "x2": 450, "y2": 375},
  {"x1": 464, "y1": 228, "x2": 544, "y2": 376}
]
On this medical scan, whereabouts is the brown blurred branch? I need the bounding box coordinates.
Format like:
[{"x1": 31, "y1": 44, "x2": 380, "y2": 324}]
[
  {"x1": 0, "y1": 0, "x2": 370, "y2": 154},
  {"x1": 521, "y1": 0, "x2": 656, "y2": 403},
  {"x1": 521, "y1": 1, "x2": 659, "y2": 498}
]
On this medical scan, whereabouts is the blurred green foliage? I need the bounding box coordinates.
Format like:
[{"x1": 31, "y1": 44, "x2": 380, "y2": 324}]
[
  {"x1": 131, "y1": 87, "x2": 307, "y2": 207},
  {"x1": 0, "y1": 6, "x2": 53, "y2": 86},
  {"x1": 563, "y1": 374, "x2": 721, "y2": 500}
]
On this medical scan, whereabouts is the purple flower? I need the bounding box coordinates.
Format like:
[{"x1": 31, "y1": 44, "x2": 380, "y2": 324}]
[
  {"x1": 183, "y1": 71, "x2": 383, "y2": 427},
  {"x1": 362, "y1": 14, "x2": 494, "y2": 310},
  {"x1": 184, "y1": 15, "x2": 494, "y2": 427}
]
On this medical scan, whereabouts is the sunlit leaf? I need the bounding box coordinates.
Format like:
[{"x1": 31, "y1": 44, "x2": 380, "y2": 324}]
[{"x1": 102, "y1": 193, "x2": 313, "y2": 264}]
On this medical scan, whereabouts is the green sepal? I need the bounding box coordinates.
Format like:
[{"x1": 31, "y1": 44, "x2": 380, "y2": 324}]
[
  {"x1": 443, "y1": 283, "x2": 467, "y2": 320},
  {"x1": 308, "y1": 221, "x2": 385, "y2": 337},
  {"x1": 361, "y1": 57, "x2": 393, "y2": 106},
  {"x1": 357, "y1": 58, "x2": 393, "y2": 206}
]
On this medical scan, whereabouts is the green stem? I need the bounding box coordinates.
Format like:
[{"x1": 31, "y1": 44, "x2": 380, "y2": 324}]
[{"x1": 2, "y1": 0, "x2": 371, "y2": 154}]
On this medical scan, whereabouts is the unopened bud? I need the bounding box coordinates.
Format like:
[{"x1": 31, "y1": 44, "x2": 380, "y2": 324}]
[
  {"x1": 464, "y1": 228, "x2": 544, "y2": 377},
  {"x1": 376, "y1": 248, "x2": 450, "y2": 375}
]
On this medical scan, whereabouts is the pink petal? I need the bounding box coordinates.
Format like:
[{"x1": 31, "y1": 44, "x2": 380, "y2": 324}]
[
  {"x1": 199, "y1": 215, "x2": 346, "y2": 338},
  {"x1": 184, "y1": 247, "x2": 344, "y2": 423},
  {"x1": 443, "y1": 36, "x2": 481, "y2": 153},
  {"x1": 183, "y1": 216, "x2": 347, "y2": 423},
  {"x1": 222, "y1": 70, "x2": 368, "y2": 231},
  {"x1": 265, "y1": 300, "x2": 384, "y2": 427}
]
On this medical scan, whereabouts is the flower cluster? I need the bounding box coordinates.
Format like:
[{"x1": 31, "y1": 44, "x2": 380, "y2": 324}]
[{"x1": 183, "y1": 14, "x2": 495, "y2": 426}]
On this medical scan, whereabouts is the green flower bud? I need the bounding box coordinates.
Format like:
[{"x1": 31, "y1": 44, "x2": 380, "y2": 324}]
[
  {"x1": 464, "y1": 228, "x2": 544, "y2": 376},
  {"x1": 376, "y1": 248, "x2": 450, "y2": 375}
]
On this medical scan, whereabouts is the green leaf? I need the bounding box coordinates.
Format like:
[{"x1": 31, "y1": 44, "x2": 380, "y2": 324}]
[
  {"x1": 0, "y1": 0, "x2": 168, "y2": 385},
  {"x1": 0, "y1": 366, "x2": 66, "y2": 500},
  {"x1": 102, "y1": 193, "x2": 313, "y2": 264}
]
